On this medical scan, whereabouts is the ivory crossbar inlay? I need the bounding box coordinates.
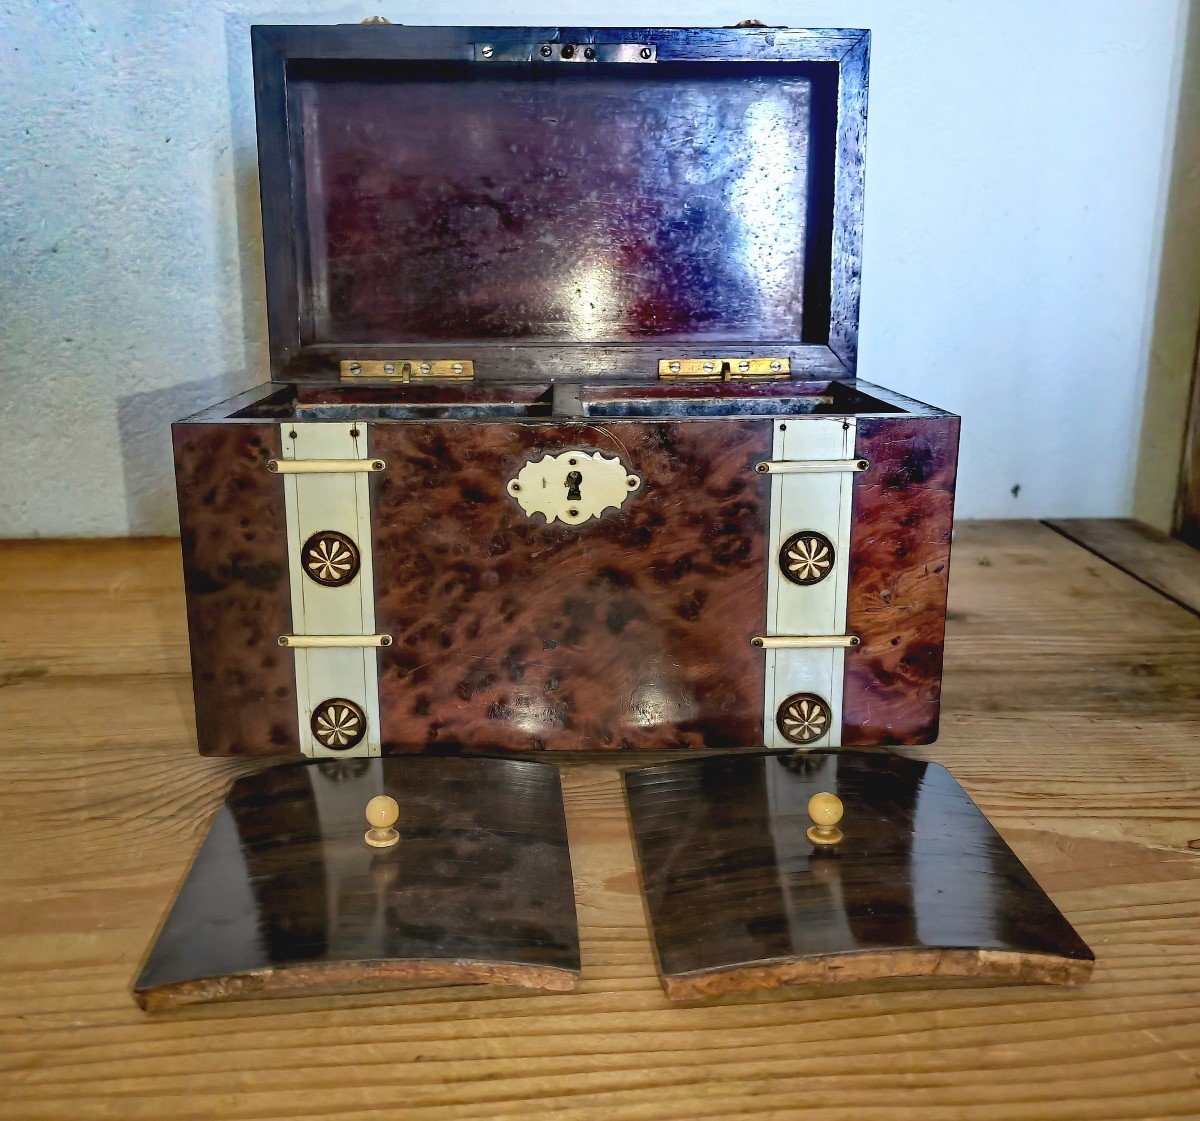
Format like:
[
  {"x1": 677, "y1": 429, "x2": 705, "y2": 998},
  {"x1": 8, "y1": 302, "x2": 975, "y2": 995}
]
[
  {"x1": 279, "y1": 634, "x2": 393, "y2": 649},
  {"x1": 268, "y1": 458, "x2": 386, "y2": 474},
  {"x1": 752, "y1": 635, "x2": 860, "y2": 649},
  {"x1": 754, "y1": 458, "x2": 868, "y2": 475}
]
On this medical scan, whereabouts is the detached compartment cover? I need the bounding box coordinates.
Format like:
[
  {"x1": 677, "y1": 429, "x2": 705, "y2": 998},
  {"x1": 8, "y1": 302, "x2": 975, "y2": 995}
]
[
  {"x1": 134, "y1": 757, "x2": 579, "y2": 1009},
  {"x1": 625, "y1": 752, "x2": 1094, "y2": 999}
]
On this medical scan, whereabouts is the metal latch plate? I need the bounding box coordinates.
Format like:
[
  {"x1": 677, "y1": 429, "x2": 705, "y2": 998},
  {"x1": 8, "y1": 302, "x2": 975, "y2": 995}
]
[
  {"x1": 475, "y1": 42, "x2": 657, "y2": 63},
  {"x1": 340, "y1": 360, "x2": 474, "y2": 381},
  {"x1": 659, "y1": 357, "x2": 791, "y2": 381}
]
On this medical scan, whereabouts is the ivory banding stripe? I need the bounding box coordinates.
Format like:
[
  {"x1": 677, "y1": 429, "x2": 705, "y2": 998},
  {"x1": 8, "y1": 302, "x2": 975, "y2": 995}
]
[
  {"x1": 762, "y1": 416, "x2": 856, "y2": 749},
  {"x1": 281, "y1": 422, "x2": 381, "y2": 759}
]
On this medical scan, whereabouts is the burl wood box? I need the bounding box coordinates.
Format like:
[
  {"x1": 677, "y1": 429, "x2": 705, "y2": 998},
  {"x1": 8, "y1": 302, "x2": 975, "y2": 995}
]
[{"x1": 173, "y1": 24, "x2": 959, "y2": 758}]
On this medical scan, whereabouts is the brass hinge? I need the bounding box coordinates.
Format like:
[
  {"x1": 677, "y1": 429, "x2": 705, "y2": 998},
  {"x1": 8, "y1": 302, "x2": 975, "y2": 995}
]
[
  {"x1": 340, "y1": 359, "x2": 474, "y2": 382},
  {"x1": 658, "y1": 357, "x2": 791, "y2": 381}
]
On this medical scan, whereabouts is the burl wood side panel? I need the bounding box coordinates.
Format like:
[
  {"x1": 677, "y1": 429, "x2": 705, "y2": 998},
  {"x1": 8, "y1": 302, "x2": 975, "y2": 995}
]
[
  {"x1": 843, "y1": 416, "x2": 959, "y2": 745},
  {"x1": 173, "y1": 423, "x2": 299, "y2": 756},
  {"x1": 370, "y1": 421, "x2": 771, "y2": 752}
]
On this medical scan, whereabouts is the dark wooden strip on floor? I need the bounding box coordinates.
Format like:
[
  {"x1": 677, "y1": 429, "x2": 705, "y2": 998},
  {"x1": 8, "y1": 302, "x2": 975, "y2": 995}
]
[{"x1": 1046, "y1": 517, "x2": 1200, "y2": 616}]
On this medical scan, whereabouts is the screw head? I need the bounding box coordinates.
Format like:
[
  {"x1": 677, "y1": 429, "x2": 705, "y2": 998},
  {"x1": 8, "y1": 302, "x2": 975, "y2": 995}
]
[
  {"x1": 348, "y1": 362, "x2": 361, "y2": 373},
  {"x1": 480, "y1": 44, "x2": 494, "y2": 58},
  {"x1": 383, "y1": 362, "x2": 395, "y2": 374},
  {"x1": 640, "y1": 46, "x2": 652, "y2": 59},
  {"x1": 583, "y1": 45, "x2": 596, "y2": 60},
  {"x1": 770, "y1": 359, "x2": 782, "y2": 371},
  {"x1": 703, "y1": 361, "x2": 715, "y2": 372},
  {"x1": 419, "y1": 362, "x2": 431, "y2": 373},
  {"x1": 451, "y1": 362, "x2": 463, "y2": 373},
  {"x1": 668, "y1": 361, "x2": 681, "y2": 373},
  {"x1": 738, "y1": 360, "x2": 750, "y2": 372},
  {"x1": 540, "y1": 43, "x2": 553, "y2": 56}
]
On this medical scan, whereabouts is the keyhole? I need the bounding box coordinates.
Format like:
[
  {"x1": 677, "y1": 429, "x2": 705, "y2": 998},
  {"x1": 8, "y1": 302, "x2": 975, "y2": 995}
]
[{"x1": 565, "y1": 470, "x2": 583, "y2": 502}]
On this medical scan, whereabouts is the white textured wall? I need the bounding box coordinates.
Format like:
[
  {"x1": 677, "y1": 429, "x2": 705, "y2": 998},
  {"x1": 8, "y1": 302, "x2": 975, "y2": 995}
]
[{"x1": 0, "y1": 0, "x2": 1190, "y2": 535}]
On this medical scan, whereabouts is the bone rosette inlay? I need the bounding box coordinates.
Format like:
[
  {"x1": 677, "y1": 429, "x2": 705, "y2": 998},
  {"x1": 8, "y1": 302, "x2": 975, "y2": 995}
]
[
  {"x1": 779, "y1": 531, "x2": 835, "y2": 586},
  {"x1": 776, "y1": 693, "x2": 832, "y2": 745},
  {"x1": 301, "y1": 531, "x2": 361, "y2": 587},
  {"x1": 311, "y1": 698, "x2": 367, "y2": 750}
]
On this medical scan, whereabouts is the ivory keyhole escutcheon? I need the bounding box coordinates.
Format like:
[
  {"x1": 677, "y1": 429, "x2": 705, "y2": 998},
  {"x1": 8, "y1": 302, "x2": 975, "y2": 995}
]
[{"x1": 507, "y1": 451, "x2": 641, "y2": 525}]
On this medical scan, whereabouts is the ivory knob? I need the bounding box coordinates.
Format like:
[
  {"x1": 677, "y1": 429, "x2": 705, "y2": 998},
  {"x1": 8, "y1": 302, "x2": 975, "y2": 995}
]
[
  {"x1": 806, "y1": 791, "x2": 844, "y2": 846},
  {"x1": 364, "y1": 795, "x2": 400, "y2": 848}
]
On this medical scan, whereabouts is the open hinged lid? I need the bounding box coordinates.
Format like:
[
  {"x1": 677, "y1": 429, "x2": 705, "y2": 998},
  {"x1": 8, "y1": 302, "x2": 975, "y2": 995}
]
[{"x1": 252, "y1": 24, "x2": 869, "y2": 383}]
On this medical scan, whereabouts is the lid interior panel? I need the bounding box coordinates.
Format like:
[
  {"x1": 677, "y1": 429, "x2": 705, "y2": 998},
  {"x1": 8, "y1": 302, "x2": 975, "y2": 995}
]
[{"x1": 288, "y1": 58, "x2": 839, "y2": 351}]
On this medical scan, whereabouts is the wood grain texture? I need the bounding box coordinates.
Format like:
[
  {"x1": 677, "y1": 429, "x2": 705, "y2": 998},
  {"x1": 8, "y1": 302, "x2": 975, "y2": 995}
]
[
  {"x1": 626, "y1": 752, "x2": 1092, "y2": 998},
  {"x1": 660, "y1": 949, "x2": 1092, "y2": 1000},
  {"x1": 172, "y1": 422, "x2": 300, "y2": 756},
  {"x1": 842, "y1": 416, "x2": 959, "y2": 744},
  {"x1": 1, "y1": 522, "x2": 1200, "y2": 1119},
  {"x1": 135, "y1": 757, "x2": 579, "y2": 1009},
  {"x1": 370, "y1": 420, "x2": 771, "y2": 752},
  {"x1": 252, "y1": 25, "x2": 867, "y2": 383},
  {"x1": 1047, "y1": 517, "x2": 1200, "y2": 616}
]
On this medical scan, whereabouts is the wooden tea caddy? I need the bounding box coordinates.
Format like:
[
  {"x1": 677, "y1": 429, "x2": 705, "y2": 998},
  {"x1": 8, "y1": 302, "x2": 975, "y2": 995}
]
[
  {"x1": 143, "y1": 24, "x2": 1090, "y2": 1008},
  {"x1": 174, "y1": 23, "x2": 958, "y2": 760}
]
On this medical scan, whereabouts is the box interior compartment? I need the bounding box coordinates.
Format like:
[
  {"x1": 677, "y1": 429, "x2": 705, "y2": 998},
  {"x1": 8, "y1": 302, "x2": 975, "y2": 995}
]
[{"x1": 223, "y1": 380, "x2": 906, "y2": 422}]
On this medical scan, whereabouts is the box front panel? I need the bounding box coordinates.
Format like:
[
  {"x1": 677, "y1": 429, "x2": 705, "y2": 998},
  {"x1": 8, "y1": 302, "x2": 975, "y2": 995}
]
[{"x1": 370, "y1": 420, "x2": 772, "y2": 752}]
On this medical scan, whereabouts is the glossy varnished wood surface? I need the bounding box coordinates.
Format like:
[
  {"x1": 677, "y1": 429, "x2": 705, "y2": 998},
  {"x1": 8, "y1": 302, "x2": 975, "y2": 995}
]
[
  {"x1": 626, "y1": 752, "x2": 1092, "y2": 998},
  {"x1": 134, "y1": 757, "x2": 579, "y2": 1009},
  {"x1": 2, "y1": 522, "x2": 1200, "y2": 1119},
  {"x1": 297, "y1": 62, "x2": 817, "y2": 347},
  {"x1": 172, "y1": 422, "x2": 298, "y2": 756},
  {"x1": 370, "y1": 419, "x2": 771, "y2": 752},
  {"x1": 843, "y1": 415, "x2": 959, "y2": 744},
  {"x1": 252, "y1": 25, "x2": 870, "y2": 381}
]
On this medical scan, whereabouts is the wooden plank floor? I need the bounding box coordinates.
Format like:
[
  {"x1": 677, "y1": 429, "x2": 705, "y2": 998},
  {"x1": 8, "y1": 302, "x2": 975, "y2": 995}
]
[
  {"x1": 1048, "y1": 517, "x2": 1200, "y2": 616},
  {"x1": 0, "y1": 520, "x2": 1198, "y2": 1120}
]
